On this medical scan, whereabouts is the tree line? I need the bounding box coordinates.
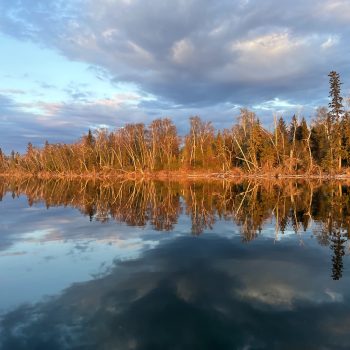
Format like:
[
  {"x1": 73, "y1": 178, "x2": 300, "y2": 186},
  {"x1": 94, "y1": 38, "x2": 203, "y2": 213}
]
[{"x1": 0, "y1": 71, "x2": 349, "y2": 175}]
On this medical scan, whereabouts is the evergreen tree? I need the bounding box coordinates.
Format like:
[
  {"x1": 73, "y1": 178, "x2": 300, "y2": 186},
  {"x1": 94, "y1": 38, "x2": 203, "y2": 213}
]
[
  {"x1": 276, "y1": 117, "x2": 289, "y2": 167},
  {"x1": 0, "y1": 148, "x2": 4, "y2": 171},
  {"x1": 288, "y1": 115, "x2": 298, "y2": 171},
  {"x1": 342, "y1": 112, "x2": 350, "y2": 166},
  {"x1": 328, "y1": 71, "x2": 344, "y2": 170},
  {"x1": 27, "y1": 142, "x2": 34, "y2": 155},
  {"x1": 84, "y1": 129, "x2": 95, "y2": 148},
  {"x1": 328, "y1": 71, "x2": 344, "y2": 121}
]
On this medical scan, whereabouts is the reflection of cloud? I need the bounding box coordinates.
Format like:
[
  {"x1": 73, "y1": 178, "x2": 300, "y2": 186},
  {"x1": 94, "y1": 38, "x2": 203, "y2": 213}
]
[
  {"x1": 235, "y1": 284, "x2": 343, "y2": 310},
  {"x1": 236, "y1": 284, "x2": 300, "y2": 309},
  {"x1": 325, "y1": 289, "x2": 344, "y2": 303},
  {"x1": 224, "y1": 259, "x2": 345, "y2": 310},
  {"x1": 1, "y1": 236, "x2": 350, "y2": 349},
  {"x1": 0, "y1": 195, "x2": 162, "y2": 254},
  {"x1": 0, "y1": 250, "x2": 26, "y2": 257},
  {"x1": 176, "y1": 277, "x2": 197, "y2": 302}
]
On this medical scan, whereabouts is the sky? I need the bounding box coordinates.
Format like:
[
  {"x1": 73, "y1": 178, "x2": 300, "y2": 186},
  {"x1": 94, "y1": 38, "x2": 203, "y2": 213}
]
[{"x1": 0, "y1": 0, "x2": 349, "y2": 152}]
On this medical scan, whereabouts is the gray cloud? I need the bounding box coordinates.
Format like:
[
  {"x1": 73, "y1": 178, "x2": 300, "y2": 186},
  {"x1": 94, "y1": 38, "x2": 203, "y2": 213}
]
[
  {"x1": 0, "y1": 92, "x2": 150, "y2": 152},
  {"x1": 1, "y1": 0, "x2": 350, "y2": 150},
  {"x1": 1, "y1": 0, "x2": 349, "y2": 108},
  {"x1": 0, "y1": 94, "x2": 77, "y2": 152},
  {"x1": 0, "y1": 89, "x2": 311, "y2": 153}
]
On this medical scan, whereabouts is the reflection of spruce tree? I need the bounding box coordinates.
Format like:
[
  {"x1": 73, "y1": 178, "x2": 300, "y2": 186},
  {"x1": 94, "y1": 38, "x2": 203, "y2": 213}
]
[
  {"x1": 0, "y1": 179, "x2": 4, "y2": 201},
  {"x1": 279, "y1": 216, "x2": 288, "y2": 234},
  {"x1": 330, "y1": 230, "x2": 346, "y2": 280}
]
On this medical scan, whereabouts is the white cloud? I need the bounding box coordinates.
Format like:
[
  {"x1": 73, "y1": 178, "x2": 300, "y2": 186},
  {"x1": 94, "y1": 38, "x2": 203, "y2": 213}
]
[
  {"x1": 228, "y1": 32, "x2": 312, "y2": 81},
  {"x1": 127, "y1": 41, "x2": 154, "y2": 63},
  {"x1": 321, "y1": 35, "x2": 339, "y2": 50},
  {"x1": 253, "y1": 98, "x2": 302, "y2": 111},
  {"x1": 319, "y1": 0, "x2": 350, "y2": 21},
  {"x1": 232, "y1": 32, "x2": 298, "y2": 55},
  {"x1": 171, "y1": 38, "x2": 195, "y2": 65}
]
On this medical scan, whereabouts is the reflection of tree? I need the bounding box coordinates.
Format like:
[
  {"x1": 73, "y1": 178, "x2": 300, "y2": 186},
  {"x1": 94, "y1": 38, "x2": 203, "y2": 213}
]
[
  {"x1": 234, "y1": 182, "x2": 272, "y2": 242},
  {"x1": 184, "y1": 182, "x2": 216, "y2": 235},
  {"x1": 0, "y1": 178, "x2": 182, "y2": 232},
  {"x1": 330, "y1": 230, "x2": 346, "y2": 280},
  {"x1": 1, "y1": 177, "x2": 350, "y2": 279},
  {"x1": 0, "y1": 179, "x2": 5, "y2": 201},
  {"x1": 311, "y1": 184, "x2": 350, "y2": 280},
  {"x1": 149, "y1": 181, "x2": 182, "y2": 231}
]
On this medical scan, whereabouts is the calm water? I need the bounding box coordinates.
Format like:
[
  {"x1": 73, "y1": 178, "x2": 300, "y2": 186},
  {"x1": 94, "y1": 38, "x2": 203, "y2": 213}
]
[{"x1": 0, "y1": 179, "x2": 350, "y2": 349}]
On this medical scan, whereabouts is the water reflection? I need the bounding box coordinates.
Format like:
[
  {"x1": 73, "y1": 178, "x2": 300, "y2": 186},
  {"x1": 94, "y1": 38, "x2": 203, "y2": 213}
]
[
  {"x1": 0, "y1": 179, "x2": 344, "y2": 232},
  {"x1": 1, "y1": 178, "x2": 350, "y2": 280},
  {"x1": 1, "y1": 236, "x2": 350, "y2": 350},
  {"x1": 1, "y1": 178, "x2": 350, "y2": 349}
]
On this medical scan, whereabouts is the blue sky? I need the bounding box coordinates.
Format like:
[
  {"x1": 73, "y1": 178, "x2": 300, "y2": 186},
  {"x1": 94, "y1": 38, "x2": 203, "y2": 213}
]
[{"x1": 0, "y1": 0, "x2": 349, "y2": 152}]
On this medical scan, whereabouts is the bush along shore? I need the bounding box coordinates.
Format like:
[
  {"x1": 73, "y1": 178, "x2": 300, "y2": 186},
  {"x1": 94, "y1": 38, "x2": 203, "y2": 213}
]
[{"x1": 1, "y1": 71, "x2": 350, "y2": 179}]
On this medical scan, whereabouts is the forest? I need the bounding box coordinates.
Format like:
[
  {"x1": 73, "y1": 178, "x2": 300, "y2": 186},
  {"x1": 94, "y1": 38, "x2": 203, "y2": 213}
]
[{"x1": 0, "y1": 71, "x2": 349, "y2": 177}]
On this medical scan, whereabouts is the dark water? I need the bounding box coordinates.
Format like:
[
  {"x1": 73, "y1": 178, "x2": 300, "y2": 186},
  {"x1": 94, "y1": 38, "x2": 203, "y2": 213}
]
[{"x1": 0, "y1": 178, "x2": 350, "y2": 349}]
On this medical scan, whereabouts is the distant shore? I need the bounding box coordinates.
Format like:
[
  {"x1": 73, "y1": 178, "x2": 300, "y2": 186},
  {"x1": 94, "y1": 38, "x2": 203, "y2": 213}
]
[{"x1": 1, "y1": 170, "x2": 350, "y2": 181}]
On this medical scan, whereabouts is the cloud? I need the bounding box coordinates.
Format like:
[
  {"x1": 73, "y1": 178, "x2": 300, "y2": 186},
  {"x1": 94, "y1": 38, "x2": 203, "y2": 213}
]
[
  {"x1": 1, "y1": 0, "x2": 349, "y2": 108},
  {"x1": 318, "y1": 0, "x2": 350, "y2": 22},
  {"x1": 0, "y1": 91, "x2": 152, "y2": 152},
  {"x1": 321, "y1": 35, "x2": 340, "y2": 50},
  {"x1": 0, "y1": 0, "x2": 349, "y2": 149},
  {"x1": 171, "y1": 38, "x2": 195, "y2": 65},
  {"x1": 0, "y1": 90, "x2": 246, "y2": 153}
]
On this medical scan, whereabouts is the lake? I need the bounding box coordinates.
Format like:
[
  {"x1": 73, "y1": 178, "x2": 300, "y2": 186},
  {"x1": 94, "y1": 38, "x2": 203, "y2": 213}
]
[{"x1": 0, "y1": 178, "x2": 350, "y2": 349}]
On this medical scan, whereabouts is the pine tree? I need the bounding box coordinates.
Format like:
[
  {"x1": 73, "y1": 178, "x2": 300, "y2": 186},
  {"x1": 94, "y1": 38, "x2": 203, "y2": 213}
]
[
  {"x1": 328, "y1": 71, "x2": 344, "y2": 170},
  {"x1": 288, "y1": 115, "x2": 298, "y2": 171},
  {"x1": 0, "y1": 148, "x2": 4, "y2": 171},
  {"x1": 85, "y1": 129, "x2": 95, "y2": 148},
  {"x1": 276, "y1": 117, "x2": 289, "y2": 167},
  {"x1": 328, "y1": 71, "x2": 344, "y2": 121},
  {"x1": 27, "y1": 142, "x2": 34, "y2": 155}
]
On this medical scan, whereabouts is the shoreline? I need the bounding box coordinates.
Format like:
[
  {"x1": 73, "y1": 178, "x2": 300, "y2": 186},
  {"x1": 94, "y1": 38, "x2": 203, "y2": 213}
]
[{"x1": 1, "y1": 170, "x2": 350, "y2": 181}]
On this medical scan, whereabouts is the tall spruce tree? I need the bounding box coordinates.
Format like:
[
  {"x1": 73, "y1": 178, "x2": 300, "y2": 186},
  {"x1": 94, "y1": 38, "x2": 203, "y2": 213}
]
[
  {"x1": 328, "y1": 71, "x2": 344, "y2": 121},
  {"x1": 0, "y1": 148, "x2": 4, "y2": 171},
  {"x1": 328, "y1": 71, "x2": 344, "y2": 170}
]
